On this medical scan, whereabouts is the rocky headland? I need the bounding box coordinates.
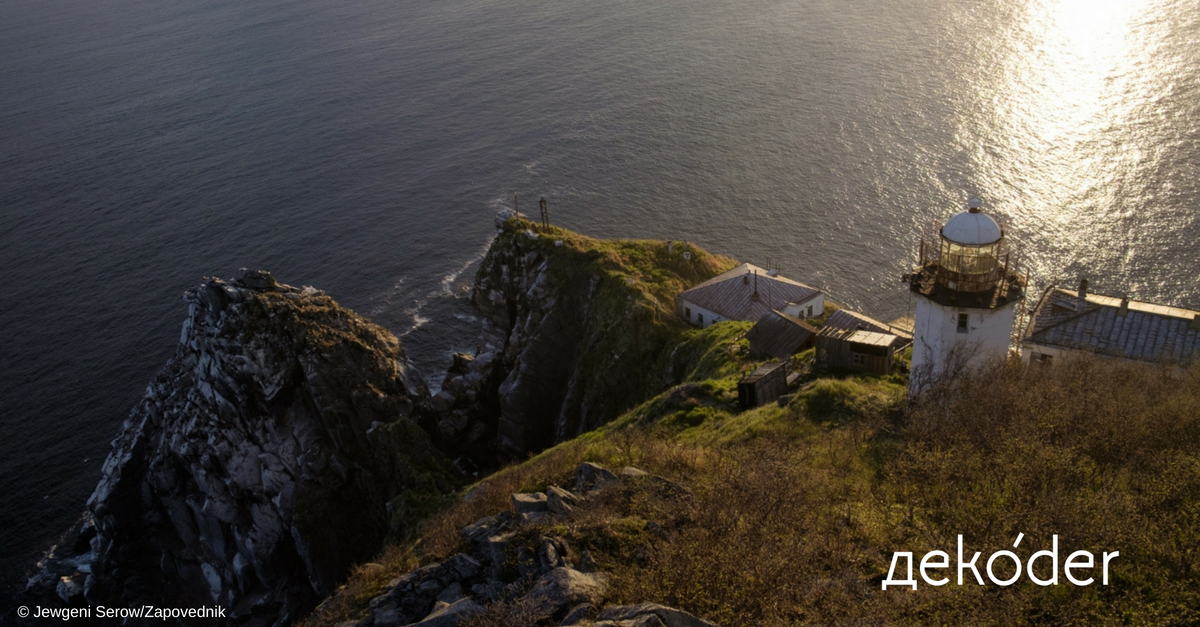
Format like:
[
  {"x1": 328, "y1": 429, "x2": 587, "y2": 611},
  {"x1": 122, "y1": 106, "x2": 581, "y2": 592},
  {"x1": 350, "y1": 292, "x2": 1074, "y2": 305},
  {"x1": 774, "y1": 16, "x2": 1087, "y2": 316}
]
[
  {"x1": 22, "y1": 212, "x2": 1196, "y2": 626},
  {"x1": 427, "y1": 211, "x2": 734, "y2": 464},
  {"x1": 22, "y1": 213, "x2": 737, "y2": 626},
  {"x1": 25, "y1": 270, "x2": 459, "y2": 625}
]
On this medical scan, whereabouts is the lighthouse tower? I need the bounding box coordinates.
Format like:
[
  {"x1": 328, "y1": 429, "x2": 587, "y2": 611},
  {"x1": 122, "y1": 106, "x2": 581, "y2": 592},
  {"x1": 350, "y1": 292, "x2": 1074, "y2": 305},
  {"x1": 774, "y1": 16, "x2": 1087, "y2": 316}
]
[{"x1": 905, "y1": 199, "x2": 1025, "y2": 394}]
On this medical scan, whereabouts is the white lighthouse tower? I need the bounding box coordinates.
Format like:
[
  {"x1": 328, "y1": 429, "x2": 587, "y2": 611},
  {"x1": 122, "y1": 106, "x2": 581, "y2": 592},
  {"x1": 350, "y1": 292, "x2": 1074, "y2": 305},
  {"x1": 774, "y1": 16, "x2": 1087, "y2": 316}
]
[{"x1": 905, "y1": 198, "x2": 1025, "y2": 394}]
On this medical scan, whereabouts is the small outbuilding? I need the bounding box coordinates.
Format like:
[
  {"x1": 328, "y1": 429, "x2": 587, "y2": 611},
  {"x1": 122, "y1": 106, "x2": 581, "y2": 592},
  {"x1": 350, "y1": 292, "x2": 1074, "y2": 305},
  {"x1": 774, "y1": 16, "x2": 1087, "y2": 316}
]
[
  {"x1": 738, "y1": 361, "x2": 789, "y2": 410},
  {"x1": 744, "y1": 310, "x2": 817, "y2": 360},
  {"x1": 815, "y1": 327, "x2": 901, "y2": 374},
  {"x1": 821, "y1": 309, "x2": 913, "y2": 341}
]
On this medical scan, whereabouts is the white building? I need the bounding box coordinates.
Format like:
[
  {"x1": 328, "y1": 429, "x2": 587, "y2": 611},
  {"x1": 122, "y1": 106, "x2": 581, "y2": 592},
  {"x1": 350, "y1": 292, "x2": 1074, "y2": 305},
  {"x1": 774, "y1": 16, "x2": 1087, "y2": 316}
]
[
  {"x1": 1022, "y1": 280, "x2": 1200, "y2": 366},
  {"x1": 904, "y1": 200, "x2": 1026, "y2": 394},
  {"x1": 677, "y1": 263, "x2": 824, "y2": 329}
]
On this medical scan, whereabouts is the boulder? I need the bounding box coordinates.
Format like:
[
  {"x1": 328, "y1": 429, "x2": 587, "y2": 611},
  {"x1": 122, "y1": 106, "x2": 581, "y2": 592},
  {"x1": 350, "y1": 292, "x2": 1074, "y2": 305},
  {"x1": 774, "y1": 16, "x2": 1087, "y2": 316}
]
[
  {"x1": 575, "y1": 462, "x2": 618, "y2": 493},
  {"x1": 597, "y1": 603, "x2": 720, "y2": 627},
  {"x1": 523, "y1": 567, "x2": 609, "y2": 622},
  {"x1": 462, "y1": 514, "x2": 505, "y2": 546},
  {"x1": 520, "y1": 511, "x2": 548, "y2": 525},
  {"x1": 411, "y1": 597, "x2": 485, "y2": 627},
  {"x1": 537, "y1": 536, "x2": 571, "y2": 572},
  {"x1": 511, "y1": 492, "x2": 549, "y2": 514},
  {"x1": 546, "y1": 485, "x2": 582, "y2": 514},
  {"x1": 559, "y1": 603, "x2": 597, "y2": 625},
  {"x1": 56, "y1": 574, "x2": 85, "y2": 603},
  {"x1": 593, "y1": 616, "x2": 667, "y2": 627}
]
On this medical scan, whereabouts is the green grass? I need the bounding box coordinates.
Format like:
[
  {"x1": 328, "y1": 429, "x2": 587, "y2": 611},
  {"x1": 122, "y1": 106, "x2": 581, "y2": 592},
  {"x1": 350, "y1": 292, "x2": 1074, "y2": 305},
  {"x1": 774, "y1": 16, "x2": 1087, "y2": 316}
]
[
  {"x1": 304, "y1": 356, "x2": 1200, "y2": 627},
  {"x1": 297, "y1": 223, "x2": 1200, "y2": 627}
]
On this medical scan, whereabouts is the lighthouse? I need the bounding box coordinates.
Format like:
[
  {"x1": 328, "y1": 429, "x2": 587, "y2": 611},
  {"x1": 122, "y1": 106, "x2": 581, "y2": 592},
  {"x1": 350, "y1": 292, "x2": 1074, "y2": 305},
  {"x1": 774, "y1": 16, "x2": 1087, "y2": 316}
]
[{"x1": 905, "y1": 198, "x2": 1026, "y2": 394}]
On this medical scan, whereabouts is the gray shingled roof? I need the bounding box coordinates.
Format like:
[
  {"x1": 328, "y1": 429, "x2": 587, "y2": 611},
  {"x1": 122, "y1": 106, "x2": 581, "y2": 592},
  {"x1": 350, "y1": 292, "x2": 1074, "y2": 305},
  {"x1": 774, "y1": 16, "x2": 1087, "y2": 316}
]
[
  {"x1": 679, "y1": 263, "x2": 820, "y2": 322},
  {"x1": 822, "y1": 309, "x2": 913, "y2": 341},
  {"x1": 1023, "y1": 289, "x2": 1200, "y2": 363},
  {"x1": 745, "y1": 310, "x2": 817, "y2": 360}
]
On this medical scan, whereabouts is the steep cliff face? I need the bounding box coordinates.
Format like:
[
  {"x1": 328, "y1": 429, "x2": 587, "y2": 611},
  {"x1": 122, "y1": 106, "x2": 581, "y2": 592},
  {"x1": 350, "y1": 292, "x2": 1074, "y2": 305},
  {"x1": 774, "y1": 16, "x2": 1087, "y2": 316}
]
[
  {"x1": 430, "y1": 213, "x2": 735, "y2": 463},
  {"x1": 73, "y1": 270, "x2": 457, "y2": 625}
]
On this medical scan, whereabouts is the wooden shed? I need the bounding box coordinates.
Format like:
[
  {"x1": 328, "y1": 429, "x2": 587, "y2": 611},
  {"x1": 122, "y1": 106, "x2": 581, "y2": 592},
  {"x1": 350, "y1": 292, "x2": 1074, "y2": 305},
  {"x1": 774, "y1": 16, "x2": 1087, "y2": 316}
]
[
  {"x1": 815, "y1": 327, "x2": 901, "y2": 375},
  {"x1": 744, "y1": 310, "x2": 817, "y2": 360},
  {"x1": 737, "y1": 361, "x2": 789, "y2": 410}
]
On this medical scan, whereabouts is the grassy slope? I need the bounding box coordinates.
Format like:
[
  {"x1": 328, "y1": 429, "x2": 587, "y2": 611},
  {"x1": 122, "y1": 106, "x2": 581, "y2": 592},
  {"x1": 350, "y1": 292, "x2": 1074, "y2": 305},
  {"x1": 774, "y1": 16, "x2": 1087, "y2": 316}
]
[{"x1": 301, "y1": 229, "x2": 1200, "y2": 627}]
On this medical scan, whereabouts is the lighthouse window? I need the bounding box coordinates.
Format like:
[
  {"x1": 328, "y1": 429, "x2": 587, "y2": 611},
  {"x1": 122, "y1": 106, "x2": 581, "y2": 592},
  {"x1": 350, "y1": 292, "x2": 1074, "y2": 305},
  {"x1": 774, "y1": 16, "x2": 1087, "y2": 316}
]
[{"x1": 957, "y1": 313, "x2": 969, "y2": 333}]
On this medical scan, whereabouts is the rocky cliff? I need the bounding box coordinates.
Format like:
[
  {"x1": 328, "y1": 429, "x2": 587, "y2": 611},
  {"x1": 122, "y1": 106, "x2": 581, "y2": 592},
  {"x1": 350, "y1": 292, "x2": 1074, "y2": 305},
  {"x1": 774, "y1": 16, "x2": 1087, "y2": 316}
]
[
  {"x1": 35, "y1": 270, "x2": 458, "y2": 625},
  {"x1": 23, "y1": 218, "x2": 737, "y2": 626},
  {"x1": 429, "y1": 213, "x2": 735, "y2": 465}
]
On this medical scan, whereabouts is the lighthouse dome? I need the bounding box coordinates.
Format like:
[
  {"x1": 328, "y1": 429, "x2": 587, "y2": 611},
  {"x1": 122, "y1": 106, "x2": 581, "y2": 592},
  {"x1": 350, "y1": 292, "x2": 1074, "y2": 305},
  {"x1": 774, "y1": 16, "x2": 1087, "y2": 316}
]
[{"x1": 941, "y1": 209, "x2": 1002, "y2": 246}]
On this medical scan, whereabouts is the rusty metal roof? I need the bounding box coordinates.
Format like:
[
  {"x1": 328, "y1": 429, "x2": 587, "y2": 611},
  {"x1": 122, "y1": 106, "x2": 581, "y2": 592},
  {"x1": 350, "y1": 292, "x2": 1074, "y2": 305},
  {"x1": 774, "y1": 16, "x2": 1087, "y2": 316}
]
[
  {"x1": 679, "y1": 263, "x2": 821, "y2": 322},
  {"x1": 1023, "y1": 289, "x2": 1200, "y2": 363},
  {"x1": 745, "y1": 310, "x2": 816, "y2": 360}
]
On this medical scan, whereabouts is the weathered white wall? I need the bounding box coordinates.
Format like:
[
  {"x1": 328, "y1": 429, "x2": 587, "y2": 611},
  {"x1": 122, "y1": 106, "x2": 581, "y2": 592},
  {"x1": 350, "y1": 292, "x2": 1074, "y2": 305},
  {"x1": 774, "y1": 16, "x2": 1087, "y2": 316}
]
[
  {"x1": 1021, "y1": 343, "x2": 1069, "y2": 365},
  {"x1": 910, "y1": 297, "x2": 1019, "y2": 393},
  {"x1": 782, "y1": 294, "x2": 825, "y2": 319},
  {"x1": 679, "y1": 298, "x2": 727, "y2": 328}
]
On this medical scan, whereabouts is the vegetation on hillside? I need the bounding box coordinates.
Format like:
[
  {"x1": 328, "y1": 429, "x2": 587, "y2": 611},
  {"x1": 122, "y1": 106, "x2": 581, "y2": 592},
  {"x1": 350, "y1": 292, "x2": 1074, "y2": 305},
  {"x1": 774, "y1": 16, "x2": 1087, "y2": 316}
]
[
  {"x1": 298, "y1": 226, "x2": 1199, "y2": 626},
  {"x1": 467, "y1": 219, "x2": 742, "y2": 448},
  {"x1": 304, "y1": 348, "x2": 1200, "y2": 626}
]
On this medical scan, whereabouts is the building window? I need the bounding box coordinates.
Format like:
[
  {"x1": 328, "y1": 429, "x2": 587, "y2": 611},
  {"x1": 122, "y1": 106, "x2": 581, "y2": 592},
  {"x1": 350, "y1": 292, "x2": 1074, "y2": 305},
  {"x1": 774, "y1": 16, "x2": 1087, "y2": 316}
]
[
  {"x1": 685, "y1": 307, "x2": 691, "y2": 320},
  {"x1": 957, "y1": 313, "x2": 969, "y2": 333},
  {"x1": 698, "y1": 313, "x2": 704, "y2": 325},
  {"x1": 852, "y1": 353, "x2": 866, "y2": 366},
  {"x1": 807, "y1": 305, "x2": 814, "y2": 317},
  {"x1": 1036, "y1": 353, "x2": 1053, "y2": 365}
]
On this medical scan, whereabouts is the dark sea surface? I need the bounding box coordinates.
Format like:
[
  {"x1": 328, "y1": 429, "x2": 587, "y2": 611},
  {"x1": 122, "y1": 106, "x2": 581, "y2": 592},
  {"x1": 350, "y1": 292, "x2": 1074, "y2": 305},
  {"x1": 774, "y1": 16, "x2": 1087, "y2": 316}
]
[{"x1": 2, "y1": 0, "x2": 1197, "y2": 593}]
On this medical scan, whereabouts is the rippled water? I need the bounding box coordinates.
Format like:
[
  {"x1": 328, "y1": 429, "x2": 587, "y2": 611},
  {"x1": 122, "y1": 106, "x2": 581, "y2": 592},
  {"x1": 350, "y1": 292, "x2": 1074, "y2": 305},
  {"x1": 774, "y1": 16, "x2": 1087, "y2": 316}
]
[{"x1": 1, "y1": 0, "x2": 1196, "y2": 592}]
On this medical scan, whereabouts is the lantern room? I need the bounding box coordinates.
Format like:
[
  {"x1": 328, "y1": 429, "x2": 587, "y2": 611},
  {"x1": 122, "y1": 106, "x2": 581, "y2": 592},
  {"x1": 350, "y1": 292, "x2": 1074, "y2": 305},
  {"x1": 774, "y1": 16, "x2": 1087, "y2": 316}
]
[{"x1": 935, "y1": 198, "x2": 1006, "y2": 293}]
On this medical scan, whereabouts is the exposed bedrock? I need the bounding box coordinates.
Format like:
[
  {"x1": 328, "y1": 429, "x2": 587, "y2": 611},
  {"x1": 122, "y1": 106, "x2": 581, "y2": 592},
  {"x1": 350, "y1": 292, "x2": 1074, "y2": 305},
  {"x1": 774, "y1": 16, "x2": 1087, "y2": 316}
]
[
  {"x1": 430, "y1": 212, "x2": 706, "y2": 466},
  {"x1": 44, "y1": 270, "x2": 458, "y2": 625}
]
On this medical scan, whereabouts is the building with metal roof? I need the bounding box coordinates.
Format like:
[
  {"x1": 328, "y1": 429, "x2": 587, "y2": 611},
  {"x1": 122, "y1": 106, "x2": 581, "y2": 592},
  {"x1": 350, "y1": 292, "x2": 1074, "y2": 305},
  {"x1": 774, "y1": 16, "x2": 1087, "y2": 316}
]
[
  {"x1": 822, "y1": 309, "x2": 913, "y2": 342},
  {"x1": 1021, "y1": 282, "x2": 1200, "y2": 366},
  {"x1": 744, "y1": 310, "x2": 817, "y2": 360},
  {"x1": 677, "y1": 263, "x2": 824, "y2": 328},
  {"x1": 815, "y1": 324, "x2": 905, "y2": 375}
]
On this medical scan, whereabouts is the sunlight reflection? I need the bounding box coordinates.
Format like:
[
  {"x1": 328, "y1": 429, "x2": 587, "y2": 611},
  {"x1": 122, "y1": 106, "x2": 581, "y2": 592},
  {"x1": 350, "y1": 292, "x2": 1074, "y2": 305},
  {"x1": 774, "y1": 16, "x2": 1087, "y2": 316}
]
[{"x1": 972, "y1": 0, "x2": 1162, "y2": 241}]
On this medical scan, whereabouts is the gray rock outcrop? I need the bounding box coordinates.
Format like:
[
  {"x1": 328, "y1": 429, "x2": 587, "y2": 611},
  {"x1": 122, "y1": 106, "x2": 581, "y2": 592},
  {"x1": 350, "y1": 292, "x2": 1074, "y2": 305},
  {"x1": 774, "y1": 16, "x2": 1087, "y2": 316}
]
[
  {"x1": 429, "y1": 212, "x2": 707, "y2": 464},
  {"x1": 348, "y1": 462, "x2": 717, "y2": 627},
  {"x1": 45, "y1": 270, "x2": 458, "y2": 625}
]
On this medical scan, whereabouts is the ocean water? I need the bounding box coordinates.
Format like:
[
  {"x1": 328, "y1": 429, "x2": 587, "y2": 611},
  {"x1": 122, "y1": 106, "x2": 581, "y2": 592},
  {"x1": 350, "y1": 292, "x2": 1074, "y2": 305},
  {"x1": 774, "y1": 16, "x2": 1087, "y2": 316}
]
[{"x1": 2, "y1": 0, "x2": 1197, "y2": 594}]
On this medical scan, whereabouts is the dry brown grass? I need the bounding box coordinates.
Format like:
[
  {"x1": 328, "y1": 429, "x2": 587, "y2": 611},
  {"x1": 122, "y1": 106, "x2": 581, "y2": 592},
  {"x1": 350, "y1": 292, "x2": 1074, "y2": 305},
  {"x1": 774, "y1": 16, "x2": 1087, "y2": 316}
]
[{"x1": 305, "y1": 358, "x2": 1200, "y2": 627}]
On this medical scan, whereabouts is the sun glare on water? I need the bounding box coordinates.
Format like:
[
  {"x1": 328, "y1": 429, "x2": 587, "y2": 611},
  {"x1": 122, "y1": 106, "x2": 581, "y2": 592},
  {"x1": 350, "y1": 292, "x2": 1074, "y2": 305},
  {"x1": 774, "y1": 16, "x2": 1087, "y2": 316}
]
[{"x1": 963, "y1": 0, "x2": 1186, "y2": 279}]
